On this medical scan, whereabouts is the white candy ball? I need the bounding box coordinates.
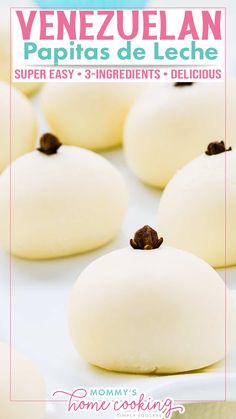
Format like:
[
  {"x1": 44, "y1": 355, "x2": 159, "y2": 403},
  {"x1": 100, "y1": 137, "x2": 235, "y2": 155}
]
[
  {"x1": 0, "y1": 81, "x2": 37, "y2": 172},
  {"x1": 0, "y1": 342, "x2": 46, "y2": 419},
  {"x1": 0, "y1": 139, "x2": 128, "y2": 259},
  {"x1": 0, "y1": 7, "x2": 41, "y2": 96},
  {"x1": 69, "y1": 239, "x2": 234, "y2": 374},
  {"x1": 158, "y1": 148, "x2": 236, "y2": 267},
  {"x1": 41, "y1": 82, "x2": 146, "y2": 150},
  {"x1": 124, "y1": 81, "x2": 236, "y2": 188}
]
